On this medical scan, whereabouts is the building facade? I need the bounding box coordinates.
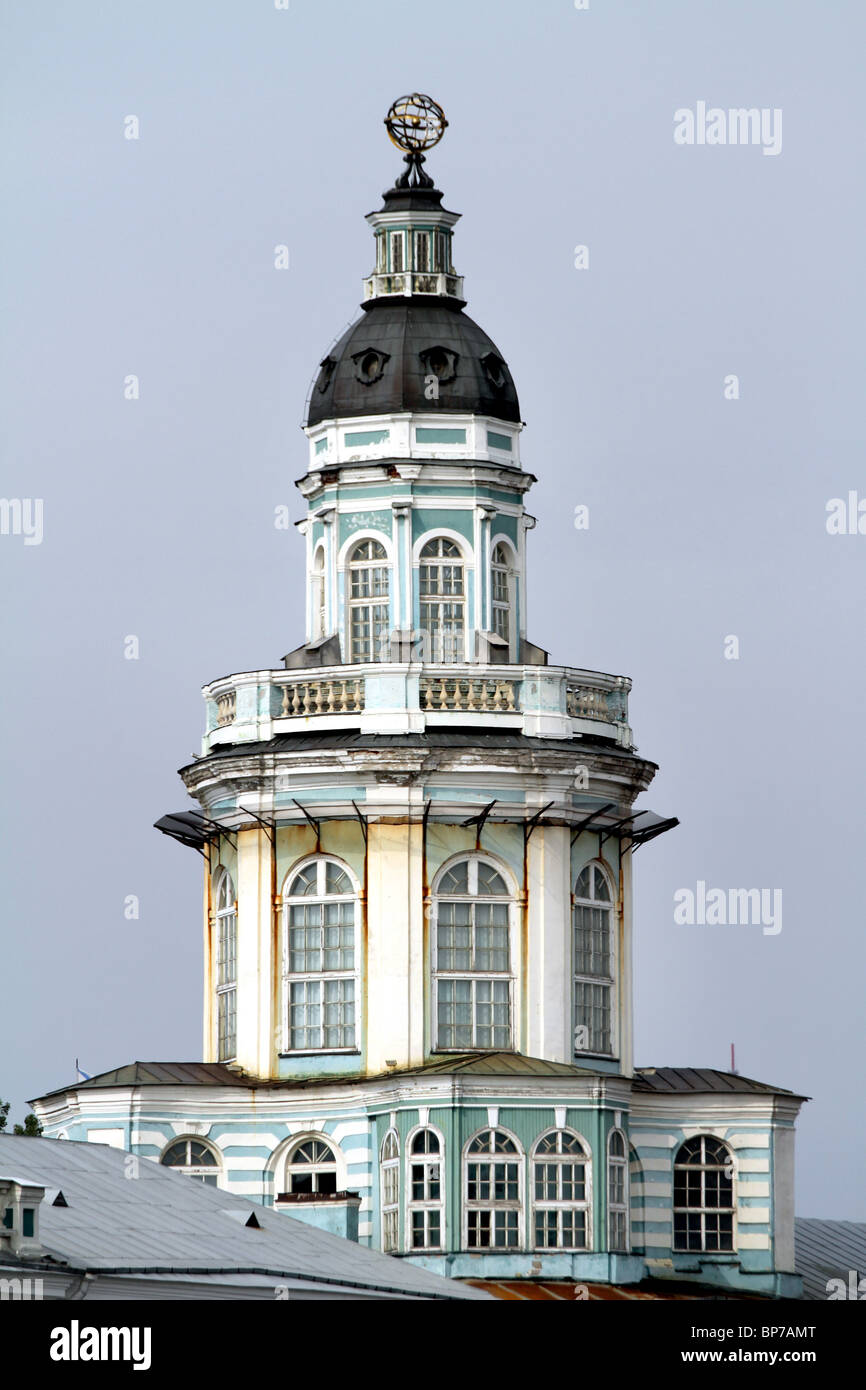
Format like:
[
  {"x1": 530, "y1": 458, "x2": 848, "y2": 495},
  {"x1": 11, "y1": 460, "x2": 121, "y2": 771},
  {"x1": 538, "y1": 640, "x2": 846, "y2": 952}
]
[{"x1": 32, "y1": 102, "x2": 805, "y2": 1297}]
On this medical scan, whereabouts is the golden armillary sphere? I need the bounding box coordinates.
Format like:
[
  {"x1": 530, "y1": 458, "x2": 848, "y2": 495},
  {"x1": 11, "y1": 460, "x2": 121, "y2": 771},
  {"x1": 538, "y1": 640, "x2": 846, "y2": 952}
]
[{"x1": 384, "y1": 94, "x2": 448, "y2": 153}]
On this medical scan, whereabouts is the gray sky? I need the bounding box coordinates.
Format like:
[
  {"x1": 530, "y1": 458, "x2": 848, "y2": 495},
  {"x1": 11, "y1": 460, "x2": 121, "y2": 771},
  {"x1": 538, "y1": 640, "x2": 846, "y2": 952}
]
[{"x1": 1, "y1": 0, "x2": 863, "y2": 1218}]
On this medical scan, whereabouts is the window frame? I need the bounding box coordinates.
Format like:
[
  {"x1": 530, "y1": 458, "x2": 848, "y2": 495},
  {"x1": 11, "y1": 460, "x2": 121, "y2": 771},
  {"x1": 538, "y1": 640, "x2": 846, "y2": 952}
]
[
  {"x1": 607, "y1": 1127, "x2": 629, "y2": 1252},
  {"x1": 673, "y1": 1135, "x2": 737, "y2": 1254},
  {"x1": 380, "y1": 1129, "x2": 400, "y2": 1253},
  {"x1": 462, "y1": 1127, "x2": 524, "y2": 1251},
  {"x1": 405, "y1": 1124, "x2": 445, "y2": 1252},
  {"x1": 280, "y1": 856, "x2": 360, "y2": 1055},
  {"x1": 418, "y1": 535, "x2": 467, "y2": 664},
  {"x1": 413, "y1": 229, "x2": 430, "y2": 272},
  {"x1": 346, "y1": 537, "x2": 390, "y2": 664},
  {"x1": 530, "y1": 1128, "x2": 593, "y2": 1252},
  {"x1": 490, "y1": 539, "x2": 514, "y2": 649},
  {"x1": 213, "y1": 869, "x2": 237, "y2": 1064},
  {"x1": 572, "y1": 860, "x2": 617, "y2": 1060},
  {"x1": 310, "y1": 542, "x2": 326, "y2": 641},
  {"x1": 282, "y1": 1135, "x2": 341, "y2": 1198},
  {"x1": 160, "y1": 1137, "x2": 221, "y2": 1187},
  {"x1": 431, "y1": 855, "x2": 517, "y2": 1053},
  {"x1": 389, "y1": 230, "x2": 405, "y2": 274}
]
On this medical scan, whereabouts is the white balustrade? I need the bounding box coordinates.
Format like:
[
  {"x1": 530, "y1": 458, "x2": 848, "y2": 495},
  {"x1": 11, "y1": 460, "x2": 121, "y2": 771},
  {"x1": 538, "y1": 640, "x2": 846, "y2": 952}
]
[
  {"x1": 278, "y1": 677, "x2": 364, "y2": 718},
  {"x1": 420, "y1": 676, "x2": 518, "y2": 714}
]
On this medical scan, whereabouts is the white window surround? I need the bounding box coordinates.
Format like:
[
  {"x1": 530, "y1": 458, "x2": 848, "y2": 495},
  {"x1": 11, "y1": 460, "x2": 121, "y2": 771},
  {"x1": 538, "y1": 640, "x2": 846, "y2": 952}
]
[
  {"x1": 282, "y1": 1135, "x2": 342, "y2": 1197},
  {"x1": 347, "y1": 537, "x2": 390, "y2": 664},
  {"x1": 531, "y1": 1129, "x2": 593, "y2": 1252},
  {"x1": 280, "y1": 856, "x2": 360, "y2": 1056},
  {"x1": 405, "y1": 1124, "x2": 446, "y2": 1252},
  {"x1": 463, "y1": 1127, "x2": 524, "y2": 1251},
  {"x1": 160, "y1": 1137, "x2": 221, "y2": 1187},
  {"x1": 490, "y1": 537, "x2": 517, "y2": 653},
  {"x1": 607, "y1": 1128, "x2": 629, "y2": 1253},
  {"x1": 673, "y1": 1136, "x2": 737, "y2": 1254},
  {"x1": 311, "y1": 543, "x2": 326, "y2": 642},
  {"x1": 380, "y1": 1129, "x2": 400, "y2": 1253},
  {"x1": 266, "y1": 1132, "x2": 349, "y2": 1197},
  {"x1": 572, "y1": 859, "x2": 618, "y2": 1061},
  {"x1": 419, "y1": 536, "x2": 468, "y2": 665},
  {"x1": 213, "y1": 868, "x2": 237, "y2": 1064},
  {"x1": 389, "y1": 230, "x2": 405, "y2": 273},
  {"x1": 431, "y1": 855, "x2": 518, "y2": 1053}
]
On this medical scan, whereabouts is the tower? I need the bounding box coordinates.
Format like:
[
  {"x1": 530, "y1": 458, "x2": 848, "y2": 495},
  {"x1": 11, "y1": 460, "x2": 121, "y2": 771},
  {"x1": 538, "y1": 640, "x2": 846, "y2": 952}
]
[{"x1": 33, "y1": 98, "x2": 804, "y2": 1296}]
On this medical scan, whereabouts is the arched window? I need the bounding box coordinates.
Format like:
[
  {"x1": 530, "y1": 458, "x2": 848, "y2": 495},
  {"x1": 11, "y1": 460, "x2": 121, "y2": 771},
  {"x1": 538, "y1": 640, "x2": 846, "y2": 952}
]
[
  {"x1": 433, "y1": 858, "x2": 513, "y2": 1051},
  {"x1": 465, "y1": 1129, "x2": 521, "y2": 1249},
  {"x1": 284, "y1": 1138, "x2": 339, "y2": 1195},
  {"x1": 491, "y1": 542, "x2": 511, "y2": 643},
  {"x1": 348, "y1": 539, "x2": 389, "y2": 663},
  {"x1": 532, "y1": 1130, "x2": 591, "y2": 1250},
  {"x1": 311, "y1": 544, "x2": 325, "y2": 641},
  {"x1": 282, "y1": 859, "x2": 357, "y2": 1053},
  {"x1": 419, "y1": 537, "x2": 465, "y2": 663},
  {"x1": 161, "y1": 1138, "x2": 220, "y2": 1187},
  {"x1": 608, "y1": 1129, "x2": 629, "y2": 1251},
  {"x1": 214, "y1": 870, "x2": 237, "y2": 1063},
  {"x1": 573, "y1": 863, "x2": 614, "y2": 1057},
  {"x1": 673, "y1": 1137, "x2": 735, "y2": 1252},
  {"x1": 407, "y1": 1128, "x2": 444, "y2": 1250},
  {"x1": 380, "y1": 1130, "x2": 400, "y2": 1252}
]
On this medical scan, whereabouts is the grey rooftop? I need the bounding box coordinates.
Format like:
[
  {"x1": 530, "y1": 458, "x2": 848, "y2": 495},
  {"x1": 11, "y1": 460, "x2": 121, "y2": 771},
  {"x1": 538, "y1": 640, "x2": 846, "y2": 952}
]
[{"x1": 0, "y1": 1134, "x2": 489, "y2": 1301}]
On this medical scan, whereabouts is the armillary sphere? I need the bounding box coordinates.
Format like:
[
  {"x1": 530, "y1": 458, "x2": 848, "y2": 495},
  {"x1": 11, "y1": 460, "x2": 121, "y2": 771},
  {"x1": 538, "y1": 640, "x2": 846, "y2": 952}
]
[{"x1": 385, "y1": 94, "x2": 448, "y2": 153}]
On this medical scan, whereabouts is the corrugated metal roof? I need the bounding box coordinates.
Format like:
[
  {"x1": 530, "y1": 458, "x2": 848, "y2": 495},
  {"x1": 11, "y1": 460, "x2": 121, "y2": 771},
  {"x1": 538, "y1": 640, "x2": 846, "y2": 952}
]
[
  {"x1": 795, "y1": 1218, "x2": 866, "y2": 1301},
  {"x1": 0, "y1": 1135, "x2": 488, "y2": 1300},
  {"x1": 634, "y1": 1067, "x2": 806, "y2": 1099}
]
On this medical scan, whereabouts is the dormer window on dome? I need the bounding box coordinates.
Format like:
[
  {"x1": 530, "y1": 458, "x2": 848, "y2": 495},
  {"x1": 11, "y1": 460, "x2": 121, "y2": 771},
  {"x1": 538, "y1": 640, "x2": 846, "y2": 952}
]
[{"x1": 351, "y1": 348, "x2": 390, "y2": 386}]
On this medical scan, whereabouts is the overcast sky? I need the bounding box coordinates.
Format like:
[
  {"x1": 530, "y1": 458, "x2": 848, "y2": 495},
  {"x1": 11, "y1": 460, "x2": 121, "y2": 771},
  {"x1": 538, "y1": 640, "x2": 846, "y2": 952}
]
[{"x1": 1, "y1": 0, "x2": 863, "y2": 1218}]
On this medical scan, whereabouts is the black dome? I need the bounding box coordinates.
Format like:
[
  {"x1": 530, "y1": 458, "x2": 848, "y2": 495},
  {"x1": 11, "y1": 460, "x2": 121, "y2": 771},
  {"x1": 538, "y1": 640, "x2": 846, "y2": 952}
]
[{"x1": 306, "y1": 299, "x2": 520, "y2": 428}]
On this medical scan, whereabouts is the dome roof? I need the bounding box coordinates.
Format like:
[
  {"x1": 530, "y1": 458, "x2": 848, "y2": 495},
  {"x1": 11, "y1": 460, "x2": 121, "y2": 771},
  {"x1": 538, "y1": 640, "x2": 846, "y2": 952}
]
[{"x1": 306, "y1": 299, "x2": 520, "y2": 428}]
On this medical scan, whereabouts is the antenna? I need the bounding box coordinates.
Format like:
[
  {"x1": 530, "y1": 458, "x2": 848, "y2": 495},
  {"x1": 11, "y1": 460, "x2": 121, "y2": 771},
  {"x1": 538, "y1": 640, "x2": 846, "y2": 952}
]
[{"x1": 730, "y1": 1042, "x2": 737, "y2": 1075}]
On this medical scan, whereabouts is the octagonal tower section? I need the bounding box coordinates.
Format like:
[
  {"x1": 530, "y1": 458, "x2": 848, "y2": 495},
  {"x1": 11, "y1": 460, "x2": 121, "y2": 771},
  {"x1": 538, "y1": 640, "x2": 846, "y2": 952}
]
[{"x1": 178, "y1": 154, "x2": 668, "y2": 1089}]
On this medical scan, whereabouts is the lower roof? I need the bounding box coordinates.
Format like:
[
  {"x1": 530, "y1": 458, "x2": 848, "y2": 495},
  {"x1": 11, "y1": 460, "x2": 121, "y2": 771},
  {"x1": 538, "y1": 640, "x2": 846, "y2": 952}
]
[
  {"x1": 0, "y1": 1135, "x2": 485, "y2": 1300},
  {"x1": 32, "y1": 1056, "x2": 802, "y2": 1102}
]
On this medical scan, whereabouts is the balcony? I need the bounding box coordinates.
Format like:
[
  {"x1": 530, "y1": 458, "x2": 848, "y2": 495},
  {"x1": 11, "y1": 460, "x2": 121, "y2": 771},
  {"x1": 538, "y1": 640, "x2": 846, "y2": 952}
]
[{"x1": 201, "y1": 664, "x2": 632, "y2": 754}]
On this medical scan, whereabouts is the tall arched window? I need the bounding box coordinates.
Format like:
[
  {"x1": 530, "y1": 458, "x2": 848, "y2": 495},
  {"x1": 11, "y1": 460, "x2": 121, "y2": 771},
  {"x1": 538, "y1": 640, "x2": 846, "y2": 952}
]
[
  {"x1": 419, "y1": 537, "x2": 465, "y2": 662},
  {"x1": 311, "y1": 543, "x2": 326, "y2": 641},
  {"x1": 282, "y1": 859, "x2": 357, "y2": 1053},
  {"x1": 407, "y1": 1128, "x2": 444, "y2": 1250},
  {"x1": 348, "y1": 539, "x2": 389, "y2": 663},
  {"x1": 161, "y1": 1138, "x2": 220, "y2": 1187},
  {"x1": 491, "y1": 542, "x2": 511, "y2": 643},
  {"x1": 433, "y1": 858, "x2": 513, "y2": 1051},
  {"x1": 380, "y1": 1130, "x2": 400, "y2": 1252},
  {"x1": 532, "y1": 1130, "x2": 591, "y2": 1250},
  {"x1": 573, "y1": 863, "x2": 615, "y2": 1057},
  {"x1": 214, "y1": 870, "x2": 237, "y2": 1063},
  {"x1": 465, "y1": 1129, "x2": 521, "y2": 1249},
  {"x1": 284, "y1": 1138, "x2": 339, "y2": 1195},
  {"x1": 608, "y1": 1129, "x2": 629, "y2": 1251},
  {"x1": 673, "y1": 1136, "x2": 735, "y2": 1252}
]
